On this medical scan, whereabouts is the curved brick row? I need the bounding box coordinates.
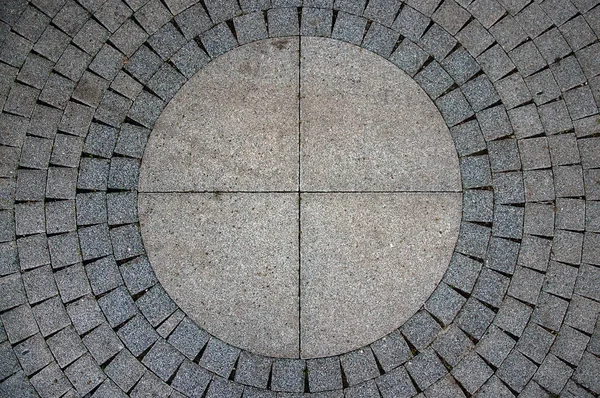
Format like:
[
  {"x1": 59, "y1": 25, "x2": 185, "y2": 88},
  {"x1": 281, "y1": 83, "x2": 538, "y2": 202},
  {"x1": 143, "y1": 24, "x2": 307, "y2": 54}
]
[{"x1": 0, "y1": 0, "x2": 599, "y2": 397}]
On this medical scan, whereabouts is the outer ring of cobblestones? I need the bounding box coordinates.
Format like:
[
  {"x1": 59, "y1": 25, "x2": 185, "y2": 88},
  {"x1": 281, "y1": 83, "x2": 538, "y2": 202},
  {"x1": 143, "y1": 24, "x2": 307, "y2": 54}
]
[{"x1": 1, "y1": 0, "x2": 600, "y2": 397}]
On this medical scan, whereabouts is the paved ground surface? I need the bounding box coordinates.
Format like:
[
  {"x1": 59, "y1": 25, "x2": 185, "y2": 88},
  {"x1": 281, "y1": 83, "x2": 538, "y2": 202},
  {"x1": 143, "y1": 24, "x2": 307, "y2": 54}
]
[
  {"x1": 1, "y1": 0, "x2": 600, "y2": 397},
  {"x1": 138, "y1": 36, "x2": 462, "y2": 359}
]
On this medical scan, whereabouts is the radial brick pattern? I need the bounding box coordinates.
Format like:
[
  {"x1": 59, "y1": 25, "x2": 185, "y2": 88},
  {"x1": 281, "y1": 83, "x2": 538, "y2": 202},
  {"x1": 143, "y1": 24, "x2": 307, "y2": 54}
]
[{"x1": 1, "y1": 0, "x2": 600, "y2": 397}]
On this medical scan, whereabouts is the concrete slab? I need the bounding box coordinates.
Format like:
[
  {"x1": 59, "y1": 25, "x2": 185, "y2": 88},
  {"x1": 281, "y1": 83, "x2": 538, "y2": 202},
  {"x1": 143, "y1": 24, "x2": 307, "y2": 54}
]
[
  {"x1": 138, "y1": 193, "x2": 299, "y2": 357},
  {"x1": 139, "y1": 38, "x2": 300, "y2": 192},
  {"x1": 300, "y1": 37, "x2": 461, "y2": 192},
  {"x1": 300, "y1": 192, "x2": 462, "y2": 358}
]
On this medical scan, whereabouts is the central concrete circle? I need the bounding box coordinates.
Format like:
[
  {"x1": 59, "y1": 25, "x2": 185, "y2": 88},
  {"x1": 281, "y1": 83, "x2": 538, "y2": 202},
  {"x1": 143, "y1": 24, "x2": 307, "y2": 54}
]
[{"x1": 138, "y1": 37, "x2": 462, "y2": 358}]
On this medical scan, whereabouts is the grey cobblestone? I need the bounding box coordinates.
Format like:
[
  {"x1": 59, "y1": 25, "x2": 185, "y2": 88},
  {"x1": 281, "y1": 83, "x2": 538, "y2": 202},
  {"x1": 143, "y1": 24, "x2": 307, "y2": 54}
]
[
  {"x1": 86, "y1": 255, "x2": 123, "y2": 295},
  {"x1": 419, "y1": 24, "x2": 456, "y2": 61},
  {"x1": 432, "y1": 325, "x2": 474, "y2": 367},
  {"x1": 14, "y1": 333, "x2": 54, "y2": 375},
  {"x1": 234, "y1": 350, "x2": 272, "y2": 389},
  {"x1": 392, "y1": 6, "x2": 429, "y2": 42},
  {"x1": 171, "y1": 359, "x2": 212, "y2": 397},
  {"x1": 30, "y1": 362, "x2": 73, "y2": 398},
  {"x1": 104, "y1": 349, "x2": 146, "y2": 392},
  {"x1": 47, "y1": 325, "x2": 87, "y2": 368},
  {"x1": 54, "y1": 262, "x2": 90, "y2": 302},
  {"x1": 142, "y1": 338, "x2": 184, "y2": 382},
  {"x1": 198, "y1": 338, "x2": 240, "y2": 379},
  {"x1": 117, "y1": 315, "x2": 159, "y2": 357},
  {"x1": 340, "y1": 348, "x2": 379, "y2": 387},
  {"x1": 405, "y1": 349, "x2": 447, "y2": 390},
  {"x1": 455, "y1": 19, "x2": 495, "y2": 58},
  {"x1": 66, "y1": 295, "x2": 106, "y2": 335}
]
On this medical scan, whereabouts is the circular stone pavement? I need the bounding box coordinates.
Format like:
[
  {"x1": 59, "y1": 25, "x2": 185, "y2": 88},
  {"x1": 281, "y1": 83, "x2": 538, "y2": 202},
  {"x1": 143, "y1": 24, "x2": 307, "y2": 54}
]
[
  {"x1": 1, "y1": 1, "x2": 600, "y2": 397},
  {"x1": 138, "y1": 37, "x2": 462, "y2": 359}
]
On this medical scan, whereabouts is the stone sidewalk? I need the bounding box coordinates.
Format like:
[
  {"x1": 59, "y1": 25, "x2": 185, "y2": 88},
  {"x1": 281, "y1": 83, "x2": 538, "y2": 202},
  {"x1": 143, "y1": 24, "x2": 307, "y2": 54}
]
[{"x1": 1, "y1": 0, "x2": 600, "y2": 397}]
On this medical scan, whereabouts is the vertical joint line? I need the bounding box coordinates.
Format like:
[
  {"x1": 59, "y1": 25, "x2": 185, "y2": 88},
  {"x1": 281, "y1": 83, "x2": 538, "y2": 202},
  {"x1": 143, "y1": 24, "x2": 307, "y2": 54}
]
[
  {"x1": 297, "y1": 35, "x2": 302, "y2": 359},
  {"x1": 297, "y1": 36, "x2": 302, "y2": 357}
]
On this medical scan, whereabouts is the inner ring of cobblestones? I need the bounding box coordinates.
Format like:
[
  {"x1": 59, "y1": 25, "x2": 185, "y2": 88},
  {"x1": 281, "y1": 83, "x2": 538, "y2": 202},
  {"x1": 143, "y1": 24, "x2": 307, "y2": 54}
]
[{"x1": 137, "y1": 36, "x2": 463, "y2": 359}]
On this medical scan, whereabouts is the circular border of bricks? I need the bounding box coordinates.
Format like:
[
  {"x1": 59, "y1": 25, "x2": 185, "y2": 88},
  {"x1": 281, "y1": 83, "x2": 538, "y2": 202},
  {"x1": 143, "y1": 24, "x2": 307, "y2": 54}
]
[{"x1": 0, "y1": 0, "x2": 599, "y2": 397}]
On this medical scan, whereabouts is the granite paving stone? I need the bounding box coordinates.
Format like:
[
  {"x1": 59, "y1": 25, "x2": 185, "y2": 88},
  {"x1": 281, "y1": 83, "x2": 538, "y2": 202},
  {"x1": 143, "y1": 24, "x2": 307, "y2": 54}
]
[
  {"x1": 104, "y1": 349, "x2": 146, "y2": 392},
  {"x1": 343, "y1": 380, "x2": 379, "y2": 398},
  {"x1": 392, "y1": 6, "x2": 429, "y2": 42},
  {"x1": 98, "y1": 286, "x2": 138, "y2": 327},
  {"x1": 50, "y1": 134, "x2": 84, "y2": 168},
  {"x1": 29, "y1": 362, "x2": 73, "y2": 398},
  {"x1": 156, "y1": 310, "x2": 184, "y2": 338},
  {"x1": 375, "y1": 366, "x2": 417, "y2": 398},
  {"x1": 22, "y1": 265, "x2": 58, "y2": 304},
  {"x1": 15, "y1": 202, "x2": 46, "y2": 236},
  {"x1": 86, "y1": 255, "x2": 123, "y2": 295},
  {"x1": 45, "y1": 200, "x2": 77, "y2": 235},
  {"x1": 174, "y1": 4, "x2": 212, "y2": 40},
  {"x1": 523, "y1": 169, "x2": 555, "y2": 202},
  {"x1": 170, "y1": 360, "x2": 212, "y2": 397},
  {"x1": 543, "y1": 261, "x2": 578, "y2": 299},
  {"x1": 551, "y1": 325, "x2": 589, "y2": 366},
  {"x1": 234, "y1": 350, "x2": 272, "y2": 389},
  {"x1": 141, "y1": 339, "x2": 184, "y2": 382},
  {"x1": 388, "y1": 40, "x2": 429, "y2": 77},
  {"x1": 134, "y1": 0, "x2": 172, "y2": 35},
  {"x1": 419, "y1": 24, "x2": 457, "y2": 61},
  {"x1": 493, "y1": 295, "x2": 532, "y2": 337},
  {"x1": 425, "y1": 283, "x2": 466, "y2": 326},
  {"x1": 363, "y1": 0, "x2": 401, "y2": 27},
  {"x1": 95, "y1": 91, "x2": 132, "y2": 127},
  {"x1": 32, "y1": 296, "x2": 71, "y2": 337},
  {"x1": 455, "y1": 20, "x2": 495, "y2": 58},
  {"x1": 301, "y1": 7, "x2": 333, "y2": 37},
  {"x1": 64, "y1": 354, "x2": 105, "y2": 396},
  {"x1": 165, "y1": 316, "x2": 207, "y2": 359},
  {"x1": 432, "y1": 0, "x2": 470, "y2": 35},
  {"x1": 461, "y1": 75, "x2": 500, "y2": 112},
  {"x1": 73, "y1": 19, "x2": 110, "y2": 56},
  {"x1": 472, "y1": 267, "x2": 510, "y2": 308},
  {"x1": 46, "y1": 326, "x2": 87, "y2": 368},
  {"x1": 65, "y1": 295, "x2": 106, "y2": 335},
  {"x1": 573, "y1": 352, "x2": 600, "y2": 393},
  {"x1": 524, "y1": 203, "x2": 554, "y2": 237},
  {"x1": 0, "y1": 341, "x2": 21, "y2": 381},
  {"x1": 584, "y1": 168, "x2": 600, "y2": 200},
  {"x1": 19, "y1": 136, "x2": 52, "y2": 169},
  {"x1": 17, "y1": 233, "x2": 51, "y2": 270},
  {"x1": 39, "y1": 73, "x2": 75, "y2": 110},
  {"x1": 234, "y1": 11, "x2": 268, "y2": 45},
  {"x1": 117, "y1": 315, "x2": 159, "y2": 357},
  {"x1": 405, "y1": 349, "x2": 447, "y2": 391},
  {"x1": 532, "y1": 292, "x2": 570, "y2": 331},
  {"x1": 340, "y1": 349, "x2": 379, "y2": 387},
  {"x1": 533, "y1": 353, "x2": 573, "y2": 394},
  {"x1": 14, "y1": 333, "x2": 54, "y2": 376},
  {"x1": 271, "y1": 358, "x2": 306, "y2": 392},
  {"x1": 129, "y1": 371, "x2": 173, "y2": 397},
  {"x1": 432, "y1": 325, "x2": 475, "y2": 367},
  {"x1": 46, "y1": 167, "x2": 77, "y2": 200},
  {"x1": 489, "y1": 15, "x2": 527, "y2": 52},
  {"x1": 135, "y1": 284, "x2": 177, "y2": 326},
  {"x1": 423, "y1": 374, "x2": 466, "y2": 398},
  {"x1": 54, "y1": 263, "x2": 90, "y2": 302},
  {"x1": 198, "y1": 338, "x2": 240, "y2": 379},
  {"x1": 451, "y1": 352, "x2": 493, "y2": 394},
  {"x1": 516, "y1": 323, "x2": 556, "y2": 364}
]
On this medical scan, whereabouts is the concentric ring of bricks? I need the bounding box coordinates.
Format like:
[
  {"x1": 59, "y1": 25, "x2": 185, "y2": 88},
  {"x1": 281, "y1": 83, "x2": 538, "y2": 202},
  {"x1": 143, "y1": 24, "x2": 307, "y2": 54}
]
[{"x1": 0, "y1": 0, "x2": 599, "y2": 397}]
